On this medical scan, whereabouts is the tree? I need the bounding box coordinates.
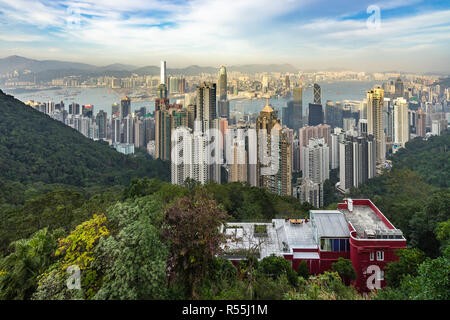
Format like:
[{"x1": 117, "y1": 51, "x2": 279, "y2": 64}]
[
  {"x1": 93, "y1": 196, "x2": 168, "y2": 300},
  {"x1": 33, "y1": 214, "x2": 110, "y2": 300},
  {"x1": 257, "y1": 254, "x2": 298, "y2": 286},
  {"x1": 331, "y1": 258, "x2": 356, "y2": 285},
  {"x1": 384, "y1": 248, "x2": 426, "y2": 288},
  {"x1": 297, "y1": 260, "x2": 310, "y2": 279},
  {"x1": 162, "y1": 189, "x2": 229, "y2": 298},
  {"x1": 0, "y1": 228, "x2": 62, "y2": 300}
]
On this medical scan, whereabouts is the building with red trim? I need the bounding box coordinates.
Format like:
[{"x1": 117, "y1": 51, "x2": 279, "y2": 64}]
[{"x1": 222, "y1": 198, "x2": 406, "y2": 292}]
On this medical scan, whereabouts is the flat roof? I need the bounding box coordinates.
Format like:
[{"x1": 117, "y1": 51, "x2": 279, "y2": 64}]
[
  {"x1": 340, "y1": 205, "x2": 390, "y2": 238},
  {"x1": 311, "y1": 210, "x2": 350, "y2": 238},
  {"x1": 273, "y1": 219, "x2": 318, "y2": 250}
]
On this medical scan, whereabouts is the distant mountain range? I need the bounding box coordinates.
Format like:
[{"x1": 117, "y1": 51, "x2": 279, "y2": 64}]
[{"x1": 0, "y1": 55, "x2": 299, "y2": 76}]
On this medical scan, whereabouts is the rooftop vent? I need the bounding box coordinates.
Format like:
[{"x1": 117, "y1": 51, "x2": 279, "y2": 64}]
[{"x1": 348, "y1": 199, "x2": 354, "y2": 212}]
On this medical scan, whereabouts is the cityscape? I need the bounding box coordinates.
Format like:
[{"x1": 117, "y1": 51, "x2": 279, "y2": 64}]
[{"x1": 0, "y1": 0, "x2": 449, "y2": 307}]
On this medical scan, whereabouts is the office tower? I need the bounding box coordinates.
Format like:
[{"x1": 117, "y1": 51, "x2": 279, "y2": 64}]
[
  {"x1": 144, "y1": 117, "x2": 155, "y2": 143},
  {"x1": 120, "y1": 96, "x2": 131, "y2": 120},
  {"x1": 111, "y1": 118, "x2": 121, "y2": 143},
  {"x1": 134, "y1": 119, "x2": 145, "y2": 148},
  {"x1": 95, "y1": 110, "x2": 107, "y2": 140},
  {"x1": 218, "y1": 66, "x2": 227, "y2": 101},
  {"x1": 69, "y1": 102, "x2": 80, "y2": 115},
  {"x1": 292, "y1": 87, "x2": 303, "y2": 130},
  {"x1": 393, "y1": 97, "x2": 409, "y2": 152},
  {"x1": 160, "y1": 61, "x2": 166, "y2": 85},
  {"x1": 338, "y1": 134, "x2": 376, "y2": 192},
  {"x1": 285, "y1": 75, "x2": 290, "y2": 90},
  {"x1": 111, "y1": 103, "x2": 119, "y2": 119},
  {"x1": 196, "y1": 82, "x2": 217, "y2": 132},
  {"x1": 155, "y1": 108, "x2": 172, "y2": 160},
  {"x1": 313, "y1": 83, "x2": 322, "y2": 104},
  {"x1": 292, "y1": 138, "x2": 301, "y2": 172},
  {"x1": 256, "y1": 103, "x2": 281, "y2": 190},
  {"x1": 394, "y1": 76, "x2": 404, "y2": 98},
  {"x1": 123, "y1": 116, "x2": 135, "y2": 144},
  {"x1": 187, "y1": 104, "x2": 196, "y2": 130},
  {"x1": 157, "y1": 84, "x2": 168, "y2": 99},
  {"x1": 218, "y1": 100, "x2": 230, "y2": 120},
  {"x1": 359, "y1": 119, "x2": 368, "y2": 135},
  {"x1": 283, "y1": 87, "x2": 303, "y2": 131},
  {"x1": 45, "y1": 101, "x2": 55, "y2": 114},
  {"x1": 383, "y1": 98, "x2": 393, "y2": 141},
  {"x1": 82, "y1": 104, "x2": 93, "y2": 118},
  {"x1": 331, "y1": 127, "x2": 345, "y2": 170},
  {"x1": 367, "y1": 87, "x2": 385, "y2": 164},
  {"x1": 302, "y1": 138, "x2": 329, "y2": 184},
  {"x1": 325, "y1": 100, "x2": 344, "y2": 129},
  {"x1": 416, "y1": 109, "x2": 426, "y2": 137},
  {"x1": 228, "y1": 138, "x2": 247, "y2": 183},
  {"x1": 308, "y1": 103, "x2": 324, "y2": 126},
  {"x1": 299, "y1": 124, "x2": 331, "y2": 171}
]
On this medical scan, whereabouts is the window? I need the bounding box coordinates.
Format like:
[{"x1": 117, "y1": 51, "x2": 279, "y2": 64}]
[
  {"x1": 370, "y1": 252, "x2": 374, "y2": 261},
  {"x1": 320, "y1": 238, "x2": 332, "y2": 251},
  {"x1": 376, "y1": 251, "x2": 384, "y2": 261}
]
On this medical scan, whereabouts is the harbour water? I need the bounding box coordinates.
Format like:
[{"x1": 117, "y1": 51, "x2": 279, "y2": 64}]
[{"x1": 4, "y1": 81, "x2": 379, "y2": 117}]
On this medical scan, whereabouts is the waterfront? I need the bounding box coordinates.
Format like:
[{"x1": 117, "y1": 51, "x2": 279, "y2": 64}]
[{"x1": 4, "y1": 81, "x2": 379, "y2": 116}]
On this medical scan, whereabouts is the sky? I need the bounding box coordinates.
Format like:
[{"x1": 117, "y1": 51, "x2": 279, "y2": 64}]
[{"x1": 0, "y1": 0, "x2": 449, "y2": 73}]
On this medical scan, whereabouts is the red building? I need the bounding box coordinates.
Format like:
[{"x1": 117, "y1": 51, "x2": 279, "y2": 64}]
[{"x1": 223, "y1": 198, "x2": 406, "y2": 292}]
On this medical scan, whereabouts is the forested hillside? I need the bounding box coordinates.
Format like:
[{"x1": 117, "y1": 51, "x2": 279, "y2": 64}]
[{"x1": 0, "y1": 90, "x2": 170, "y2": 207}]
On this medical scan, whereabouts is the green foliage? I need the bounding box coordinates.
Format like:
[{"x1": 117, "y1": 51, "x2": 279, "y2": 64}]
[
  {"x1": 0, "y1": 188, "x2": 119, "y2": 254},
  {"x1": 257, "y1": 254, "x2": 298, "y2": 286},
  {"x1": 285, "y1": 271, "x2": 362, "y2": 300},
  {"x1": 33, "y1": 214, "x2": 110, "y2": 300},
  {"x1": 0, "y1": 228, "x2": 62, "y2": 300},
  {"x1": 376, "y1": 256, "x2": 450, "y2": 300},
  {"x1": 0, "y1": 90, "x2": 170, "y2": 210},
  {"x1": 435, "y1": 220, "x2": 450, "y2": 258},
  {"x1": 297, "y1": 260, "x2": 310, "y2": 279},
  {"x1": 384, "y1": 248, "x2": 426, "y2": 288},
  {"x1": 390, "y1": 132, "x2": 450, "y2": 188},
  {"x1": 331, "y1": 258, "x2": 356, "y2": 285},
  {"x1": 162, "y1": 189, "x2": 230, "y2": 298},
  {"x1": 93, "y1": 197, "x2": 168, "y2": 299}
]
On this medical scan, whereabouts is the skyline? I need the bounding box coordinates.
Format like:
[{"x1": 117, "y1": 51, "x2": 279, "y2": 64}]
[{"x1": 1, "y1": 0, "x2": 450, "y2": 73}]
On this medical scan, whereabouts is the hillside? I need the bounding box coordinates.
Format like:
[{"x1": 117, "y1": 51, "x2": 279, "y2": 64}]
[{"x1": 0, "y1": 89, "x2": 170, "y2": 205}]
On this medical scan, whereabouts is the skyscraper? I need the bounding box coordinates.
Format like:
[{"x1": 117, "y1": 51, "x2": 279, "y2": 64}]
[
  {"x1": 313, "y1": 83, "x2": 322, "y2": 105},
  {"x1": 218, "y1": 66, "x2": 227, "y2": 101},
  {"x1": 160, "y1": 61, "x2": 167, "y2": 85},
  {"x1": 120, "y1": 96, "x2": 131, "y2": 120},
  {"x1": 196, "y1": 82, "x2": 217, "y2": 132},
  {"x1": 393, "y1": 97, "x2": 409, "y2": 152},
  {"x1": 338, "y1": 134, "x2": 376, "y2": 193},
  {"x1": 308, "y1": 103, "x2": 324, "y2": 126},
  {"x1": 256, "y1": 103, "x2": 280, "y2": 189},
  {"x1": 302, "y1": 138, "x2": 329, "y2": 184},
  {"x1": 283, "y1": 87, "x2": 303, "y2": 131},
  {"x1": 394, "y1": 76, "x2": 404, "y2": 98},
  {"x1": 367, "y1": 87, "x2": 385, "y2": 164},
  {"x1": 95, "y1": 110, "x2": 107, "y2": 140}
]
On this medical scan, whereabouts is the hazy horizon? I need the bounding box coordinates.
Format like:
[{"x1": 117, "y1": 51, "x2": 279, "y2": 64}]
[{"x1": 1, "y1": 0, "x2": 449, "y2": 73}]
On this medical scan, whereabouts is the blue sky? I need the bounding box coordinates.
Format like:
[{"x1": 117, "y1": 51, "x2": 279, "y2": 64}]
[{"x1": 0, "y1": 0, "x2": 449, "y2": 72}]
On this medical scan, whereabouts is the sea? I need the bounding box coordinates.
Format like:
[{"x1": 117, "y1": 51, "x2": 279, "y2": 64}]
[{"x1": 4, "y1": 81, "x2": 380, "y2": 117}]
